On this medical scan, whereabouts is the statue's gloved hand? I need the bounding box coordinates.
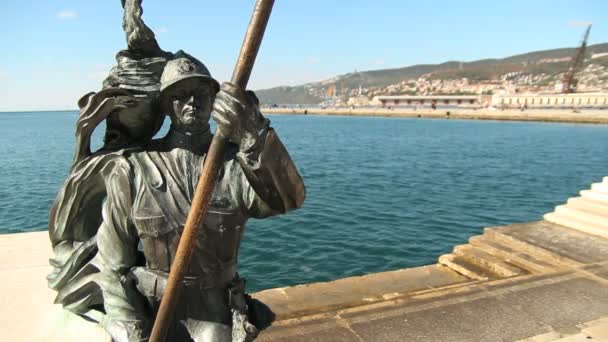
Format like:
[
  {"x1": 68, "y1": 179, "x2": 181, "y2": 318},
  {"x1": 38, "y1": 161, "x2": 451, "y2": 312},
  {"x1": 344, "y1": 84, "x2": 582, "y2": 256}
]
[{"x1": 212, "y1": 82, "x2": 270, "y2": 152}]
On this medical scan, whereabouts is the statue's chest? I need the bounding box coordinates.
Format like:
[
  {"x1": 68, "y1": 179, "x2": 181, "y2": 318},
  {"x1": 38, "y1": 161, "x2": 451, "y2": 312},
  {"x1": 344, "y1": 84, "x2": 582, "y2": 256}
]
[{"x1": 129, "y1": 150, "x2": 246, "y2": 239}]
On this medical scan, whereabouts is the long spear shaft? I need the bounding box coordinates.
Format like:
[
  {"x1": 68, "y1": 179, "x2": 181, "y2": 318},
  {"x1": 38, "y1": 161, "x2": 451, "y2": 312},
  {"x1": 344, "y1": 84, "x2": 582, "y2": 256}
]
[{"x1": 149, "y1": 1, "x2": 275, "y2": 341}]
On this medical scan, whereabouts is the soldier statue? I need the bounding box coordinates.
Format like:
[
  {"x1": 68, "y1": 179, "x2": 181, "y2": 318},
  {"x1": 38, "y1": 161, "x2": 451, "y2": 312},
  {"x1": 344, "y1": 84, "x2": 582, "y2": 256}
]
[{"x1": 47, "y1": 1, "x2": 305, "y2": 341}]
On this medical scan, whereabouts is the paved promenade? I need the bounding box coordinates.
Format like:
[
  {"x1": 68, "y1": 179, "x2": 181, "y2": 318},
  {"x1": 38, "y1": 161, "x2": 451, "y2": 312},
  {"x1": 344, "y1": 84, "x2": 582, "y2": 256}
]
[
  {"x1": 2, "y1": 177, "x2": 608, "y2": 341},
  {"x1": 263, "y1": 108, "x2": 608, "y2": 124}
]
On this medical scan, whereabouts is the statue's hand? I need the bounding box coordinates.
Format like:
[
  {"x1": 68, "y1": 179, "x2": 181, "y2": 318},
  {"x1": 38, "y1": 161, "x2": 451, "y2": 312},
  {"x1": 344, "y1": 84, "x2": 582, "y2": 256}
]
[
  {"x1": 73, "y1": 89, "x2": 139, "y2": 165},
  {"x1": 212, "y1": 82, "x2": 269, "y2": 150},
  {"x1": 76, "y1": 89, "x2": 138, "y2": 138}
]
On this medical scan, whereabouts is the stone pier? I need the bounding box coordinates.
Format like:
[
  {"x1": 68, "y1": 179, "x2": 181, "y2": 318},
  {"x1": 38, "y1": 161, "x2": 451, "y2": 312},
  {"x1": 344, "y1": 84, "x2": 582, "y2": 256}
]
[{"x1": 2, "y1": 178, "x2": 608, "y2": 341}]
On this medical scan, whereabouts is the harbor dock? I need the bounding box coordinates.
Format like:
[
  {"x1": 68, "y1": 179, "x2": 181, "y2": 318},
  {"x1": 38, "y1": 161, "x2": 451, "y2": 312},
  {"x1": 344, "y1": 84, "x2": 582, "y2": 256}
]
[
  {"x1": 2, "y1": 178, "x2": 608, "y2": 341},
  {"x1": 263, "y1": 108, "x2": 608, "y2": 125}
]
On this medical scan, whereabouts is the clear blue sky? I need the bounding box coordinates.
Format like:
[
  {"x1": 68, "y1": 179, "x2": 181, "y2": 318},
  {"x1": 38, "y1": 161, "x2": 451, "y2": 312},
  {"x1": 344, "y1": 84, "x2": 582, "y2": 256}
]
[{"x1": 0, "y1": 0, "x2": 605, "y2": 111}]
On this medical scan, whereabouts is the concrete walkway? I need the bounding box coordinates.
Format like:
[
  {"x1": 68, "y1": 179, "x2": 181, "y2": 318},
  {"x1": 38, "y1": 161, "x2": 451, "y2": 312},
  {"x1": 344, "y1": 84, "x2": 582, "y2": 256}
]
[
  {"x1": 0, "y1": 231, "x2": 111, "y2": 341},
  {"x1": 254, "y1": 218, "x2": 608, "y2": 341},
  {"x1": 257, "y1": 268, "x2": 608, "y2": 341},
  {"x1": 2, "y1": 177, "x2": 608, "y2": 341}
]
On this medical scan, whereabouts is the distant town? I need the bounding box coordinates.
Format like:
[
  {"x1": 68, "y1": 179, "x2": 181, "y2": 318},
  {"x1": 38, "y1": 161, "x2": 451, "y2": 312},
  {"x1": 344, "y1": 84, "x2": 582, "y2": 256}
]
[
  {"x1": 321, "y1": 52, "x2": 608, "y2": 109},
  {"x1": 257, "y1": 29, "x2": 608, "y2": 110}
]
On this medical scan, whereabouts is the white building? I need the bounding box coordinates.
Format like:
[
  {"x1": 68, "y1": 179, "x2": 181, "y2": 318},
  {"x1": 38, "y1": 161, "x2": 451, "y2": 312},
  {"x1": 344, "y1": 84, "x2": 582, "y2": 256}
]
[
  {"x1": 491, "y1": 93, "x2": 608, "y2": 109},
  {"x1": 373, "y1": 95, "x2": 485, "y2": 108}
]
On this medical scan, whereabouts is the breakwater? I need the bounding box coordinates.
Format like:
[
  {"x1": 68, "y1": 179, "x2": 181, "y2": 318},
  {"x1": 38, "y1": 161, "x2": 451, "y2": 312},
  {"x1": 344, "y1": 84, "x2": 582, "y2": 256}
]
[{"x1": 263, "y1": 107, "x2": 608, "y2": 124}]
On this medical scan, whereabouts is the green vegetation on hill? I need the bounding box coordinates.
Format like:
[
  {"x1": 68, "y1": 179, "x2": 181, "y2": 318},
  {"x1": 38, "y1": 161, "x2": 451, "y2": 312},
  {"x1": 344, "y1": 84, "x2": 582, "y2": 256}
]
[
  {"x1": 254, "y1": 86, "x2": 321, "y2": 105},
  {"x1": 255, "y1": 43, "x2": 608, "y2": 105}
]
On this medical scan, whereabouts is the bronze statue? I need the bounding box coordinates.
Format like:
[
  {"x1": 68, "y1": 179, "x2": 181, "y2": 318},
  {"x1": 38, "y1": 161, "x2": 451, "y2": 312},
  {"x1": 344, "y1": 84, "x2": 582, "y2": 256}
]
[{"x1": 47, "y1": 1, "x2": 305, "y2": 341}]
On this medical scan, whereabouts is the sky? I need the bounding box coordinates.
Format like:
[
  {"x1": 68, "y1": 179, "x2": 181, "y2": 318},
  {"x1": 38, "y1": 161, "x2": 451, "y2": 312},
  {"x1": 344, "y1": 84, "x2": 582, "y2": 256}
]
[{"x1": 0, "y1": 0, "x2": 606, "y2": 111}]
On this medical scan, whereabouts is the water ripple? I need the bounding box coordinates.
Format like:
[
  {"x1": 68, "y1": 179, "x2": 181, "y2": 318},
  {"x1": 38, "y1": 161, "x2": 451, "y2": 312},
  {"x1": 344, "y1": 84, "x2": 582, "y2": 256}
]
[{"x1": 1, "y1": 113, "x2": 608, "y2": 291}]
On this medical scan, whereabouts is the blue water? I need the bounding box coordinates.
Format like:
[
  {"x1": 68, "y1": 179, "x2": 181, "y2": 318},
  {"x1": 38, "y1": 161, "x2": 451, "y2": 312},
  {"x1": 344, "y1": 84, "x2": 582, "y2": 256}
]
[{"x1": 1, "y1": 111, "x2": 607, "y2": 291}]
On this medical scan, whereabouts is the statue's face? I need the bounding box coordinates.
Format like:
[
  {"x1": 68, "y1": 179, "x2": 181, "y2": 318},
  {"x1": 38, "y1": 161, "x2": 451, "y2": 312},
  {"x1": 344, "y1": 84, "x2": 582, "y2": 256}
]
[
  {"x1": 116, "y1": 96, "x2": 156, "y2": 136},
  {"x1": 105, "y1": 95, "x2": 162, "y2": 148},
  {"x1": 165, "y1": 82, "x2": 215, "y2": 132}
]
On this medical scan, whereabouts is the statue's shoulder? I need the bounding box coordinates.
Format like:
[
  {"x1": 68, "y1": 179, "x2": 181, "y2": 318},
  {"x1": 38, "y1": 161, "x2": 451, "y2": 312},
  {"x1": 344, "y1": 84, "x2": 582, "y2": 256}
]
[
  {"x1": 123, "y1": 148, "x2": 158, "y2": 173},
  {"x1": 67, "y1": 150, "x2": 131, "y2": 180},
  {"x1": 121, "y1": 141, "x2": 163, "y2": 162},
  {"x1": 122, "y1": 146, "x2": 170, "y2": 190},
  {"x1": 97, "y1": 152, "x2": 135, "y2": 184}
]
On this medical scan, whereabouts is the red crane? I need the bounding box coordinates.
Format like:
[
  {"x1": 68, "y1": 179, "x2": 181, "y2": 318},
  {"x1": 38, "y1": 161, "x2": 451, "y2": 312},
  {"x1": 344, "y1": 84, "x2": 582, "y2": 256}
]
[{"x1": 562, "y1": 25, "x2": 591, "y2": 93}]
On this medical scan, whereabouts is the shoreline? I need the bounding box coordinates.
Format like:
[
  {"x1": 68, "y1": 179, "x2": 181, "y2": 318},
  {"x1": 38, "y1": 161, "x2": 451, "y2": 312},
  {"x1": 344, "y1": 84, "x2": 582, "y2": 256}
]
[{"x1": 263, "y1": 107, "x2": 608, "y2": 124}]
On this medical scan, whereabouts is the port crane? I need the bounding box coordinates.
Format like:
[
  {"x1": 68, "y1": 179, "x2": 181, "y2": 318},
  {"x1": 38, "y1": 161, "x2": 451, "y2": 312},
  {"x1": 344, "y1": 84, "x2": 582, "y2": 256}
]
[{"x1": 562, "y1": 25, "x2": 591, "y2": 93}]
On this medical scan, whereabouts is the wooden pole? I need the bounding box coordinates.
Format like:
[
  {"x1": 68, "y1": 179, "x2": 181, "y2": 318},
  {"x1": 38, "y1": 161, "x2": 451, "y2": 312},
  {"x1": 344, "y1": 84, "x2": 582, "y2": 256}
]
[{"x1": 148, "y1": 1, "x2": 275, "y2": 341}]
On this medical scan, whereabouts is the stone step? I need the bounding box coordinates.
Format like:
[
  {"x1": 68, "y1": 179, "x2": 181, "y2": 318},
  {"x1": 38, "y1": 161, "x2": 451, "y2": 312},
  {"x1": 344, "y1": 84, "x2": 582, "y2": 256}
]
[
  {"x1": 453, "y1": 244, "x2": 524, "y2": 278},
  {"x1": 604, "y1": 176, "x2": 608, "y2": 184},
  {"x1": 555, "y1": 205, "x2": 608, "y2": 227},
  {"x1": 566, "y1": 197, "x2": 608, "y2": 218},
  {"x1": 547, "y1": 205, "x2": 608, "y2": 240},
  {"x1": 591, "y1": 182, "x2": 608, "y2": 194},
  {"x1": 487, "y1": 221, "x2": 608, "y2": 265},
  {"x1": 483, "y1": 226, "x2": 582, "y2": 268},
  {"x1": 438, "y1": 253, "x2": 498, "y2": 281},
  {"x1": 252, "y1": 264, "x2": 471, "y2": 321},
  {"x1": 544, "y1": 211, "x2": 608, "y2": 240},
  {"x1": 469, "y1": 236, "x2": 559, "y2": 274},
  {"x1": 581, "y1": 189, "x2": 608, "y2": 204}
]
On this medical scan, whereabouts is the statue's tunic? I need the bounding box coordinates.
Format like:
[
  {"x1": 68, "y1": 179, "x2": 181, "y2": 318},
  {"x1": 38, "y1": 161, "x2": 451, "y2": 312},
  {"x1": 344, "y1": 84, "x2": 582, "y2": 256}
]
[{"x1": 81, "y1": 128, "x2": 304, "y2": 341}]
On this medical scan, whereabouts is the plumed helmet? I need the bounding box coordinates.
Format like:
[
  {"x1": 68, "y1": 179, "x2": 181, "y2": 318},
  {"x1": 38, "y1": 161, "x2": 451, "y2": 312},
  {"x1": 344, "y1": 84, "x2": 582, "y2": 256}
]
[{"x1": 160, "y1": 50, "x2": 220, "y2": 96}]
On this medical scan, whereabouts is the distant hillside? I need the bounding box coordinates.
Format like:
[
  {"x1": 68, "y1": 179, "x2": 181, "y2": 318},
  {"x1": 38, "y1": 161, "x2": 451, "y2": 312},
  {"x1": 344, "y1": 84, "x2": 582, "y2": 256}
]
[
  {"x1": 253, "y1": 86, "x2": 320, "y2": 105},
  {"x1": 256, "y1": 43, "x2": 608, "y2": 105}
]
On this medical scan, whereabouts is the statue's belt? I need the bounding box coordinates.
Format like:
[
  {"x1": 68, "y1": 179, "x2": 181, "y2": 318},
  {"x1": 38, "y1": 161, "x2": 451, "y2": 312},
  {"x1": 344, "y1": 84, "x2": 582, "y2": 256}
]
[{"x1": 128, "y1": 266, "x2": 239, "y2": 300}]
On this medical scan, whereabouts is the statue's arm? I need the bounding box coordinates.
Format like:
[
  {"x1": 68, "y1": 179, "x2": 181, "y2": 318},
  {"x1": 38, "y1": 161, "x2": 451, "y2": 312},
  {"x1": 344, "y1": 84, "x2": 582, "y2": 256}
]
[
  {"x1": 236, "y1": 125, "x2": 306, "y2": 218},
  {"x1": 94, "y1": 158, "x2": 150, "y2": 341},
  {"x1": 72, "y1": 90, "x2": 135, "y2": 168},
  {"x1": 72, "y1": 92, "x2": 100, "y2": 166},
  {"x1": 213, "y1": 83, "x2": 306, "y2": 217}
]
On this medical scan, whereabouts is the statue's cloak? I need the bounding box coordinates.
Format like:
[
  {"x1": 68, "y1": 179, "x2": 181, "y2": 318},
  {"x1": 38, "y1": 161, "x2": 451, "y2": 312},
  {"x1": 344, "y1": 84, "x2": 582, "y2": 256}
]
[{"x1": 47, "y1": 152, "x2": 128, "y2": 317}]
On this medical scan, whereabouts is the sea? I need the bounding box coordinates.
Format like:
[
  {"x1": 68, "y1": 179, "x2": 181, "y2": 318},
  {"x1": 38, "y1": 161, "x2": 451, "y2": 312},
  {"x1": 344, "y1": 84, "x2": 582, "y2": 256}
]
[{"x1": 1, "y1": 111, "x2": 607, "y2": 292}]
